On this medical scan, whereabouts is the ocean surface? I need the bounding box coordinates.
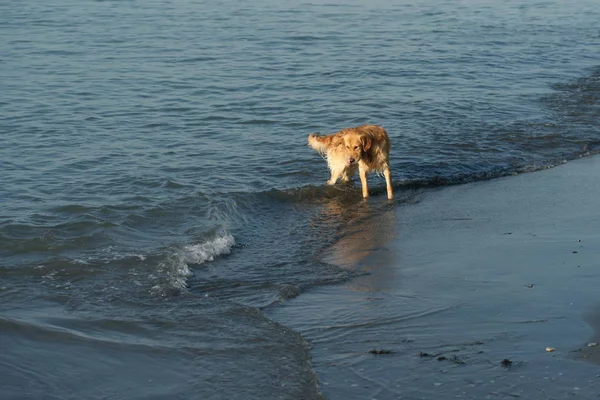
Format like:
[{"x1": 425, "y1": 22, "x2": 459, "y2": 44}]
[{"x1": 1, "y1": 0, "x2": 599, "y2": 398}]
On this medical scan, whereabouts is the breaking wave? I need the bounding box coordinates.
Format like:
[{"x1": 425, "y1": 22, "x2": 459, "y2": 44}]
[{"x1": 150, "y1": 230, "x2": 235, "y2": 297}]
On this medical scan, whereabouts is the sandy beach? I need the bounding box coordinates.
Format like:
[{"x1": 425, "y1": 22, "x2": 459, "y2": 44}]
[{"x1": 269, "y1": 155, "x2": 600, "y2": 399}]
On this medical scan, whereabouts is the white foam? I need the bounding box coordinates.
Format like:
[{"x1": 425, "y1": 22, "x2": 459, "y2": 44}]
[
  {"x1": 183, "y1": 232, "x2": 235, "y2": 265},
  {"x1": 151, "y1": 231, "x2": 235, "y2": 296}
]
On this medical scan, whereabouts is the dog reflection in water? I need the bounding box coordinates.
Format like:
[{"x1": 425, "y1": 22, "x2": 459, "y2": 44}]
[{"x1": 315, "y1": 196, "x2": 397, "y2": 292}]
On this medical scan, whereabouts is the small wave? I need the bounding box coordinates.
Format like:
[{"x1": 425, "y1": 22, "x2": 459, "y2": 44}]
[
  {"x1": 150, "y1": 231, "x2": 235, "y2": 297},
  {"x1": 262, "y1": 184, "x2": 363, "y2": 204},
  {"x1": 183, "y1": 233, "x2": 235, "y2": 265},
  {"x1": 238, "y1": 119, "x2": 280, "y2": 126}
]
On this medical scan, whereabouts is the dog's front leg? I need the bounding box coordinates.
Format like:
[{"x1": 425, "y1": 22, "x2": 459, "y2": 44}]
[
  {"x1": 359, "y1": 163, "x2": 369, "y2": 198},
  {"x1": 328, "y1": 167, "x2": 341, "y2": 185},
  {"x1": 383, "y1": 165, "x2": 393, "y2": 200}
]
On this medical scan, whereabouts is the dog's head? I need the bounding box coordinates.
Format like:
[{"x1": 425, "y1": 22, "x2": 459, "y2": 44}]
[{"x1": 342, "y1": 132, "x2": 372, "y2": 166}]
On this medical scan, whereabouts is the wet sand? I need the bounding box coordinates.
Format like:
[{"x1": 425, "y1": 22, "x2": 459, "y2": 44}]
[{"x1": 269, "y1": 155, "x2": 600, "y2": 399}]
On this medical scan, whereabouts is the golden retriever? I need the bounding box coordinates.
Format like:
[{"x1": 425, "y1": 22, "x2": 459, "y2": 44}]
[{"x1": 308, "y1": 124, "x2": 393, "y2": 200}]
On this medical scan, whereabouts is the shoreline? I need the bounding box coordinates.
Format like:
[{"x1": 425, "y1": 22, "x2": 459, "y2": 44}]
[{"x1": 269, "y1": 155, "x2": 600, "y2": 399}]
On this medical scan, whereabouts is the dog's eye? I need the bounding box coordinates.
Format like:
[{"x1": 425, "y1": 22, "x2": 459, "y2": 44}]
[
  {"x1": 346, "y1": 146, "x2": 349, "y2": 149},
  {"x1": 354, "y1": 146, "x2": 359, "y2": 150}
]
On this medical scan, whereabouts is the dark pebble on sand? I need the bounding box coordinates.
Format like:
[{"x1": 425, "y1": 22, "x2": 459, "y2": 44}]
[
  {"x1": 369, "y1": 349, "x2": 393, "y2": 355},
  {"x1": 450, "y1": 355, "x2": 466, "y2": 364},
  {"x1": 501, "y1": 359, "x2": 513, "y2": 368}
]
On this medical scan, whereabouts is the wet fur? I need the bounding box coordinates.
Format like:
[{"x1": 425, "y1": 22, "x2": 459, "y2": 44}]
[{"x1": 308, "y1": 125, "x2": 394, "y2": 199}]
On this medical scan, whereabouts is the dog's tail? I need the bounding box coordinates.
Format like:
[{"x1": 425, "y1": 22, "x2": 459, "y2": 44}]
[{"x1": 308, "y1": 133, "x2": 339, "y2": 155}]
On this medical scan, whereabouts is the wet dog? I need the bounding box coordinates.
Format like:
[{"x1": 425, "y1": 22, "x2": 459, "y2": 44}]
[{"x1": 308, "y1": 124, "x2": 393, "y2": 199}]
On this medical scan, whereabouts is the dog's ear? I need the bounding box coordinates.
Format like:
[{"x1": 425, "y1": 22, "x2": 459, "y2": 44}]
[{"x1": 361, "y1": 136, "x2": 372, "y2": 151}]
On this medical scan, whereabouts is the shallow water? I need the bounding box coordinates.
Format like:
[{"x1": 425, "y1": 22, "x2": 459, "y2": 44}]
[
  {"x1": 270, "y1": 156, "x2": 600, "y2": 399},
  {"x1": 1, "y1": 0, "x2": 599, "y2": 398}
]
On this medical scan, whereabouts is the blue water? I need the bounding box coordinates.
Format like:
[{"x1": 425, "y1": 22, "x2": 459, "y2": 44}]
[{"x1": 1, "y1": 0, "x2": 599, "y2": 398}]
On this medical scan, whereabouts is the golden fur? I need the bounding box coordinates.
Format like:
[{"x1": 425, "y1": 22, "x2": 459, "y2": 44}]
[{"x1": 308, "y1": 125, "x2": 393, "y2": 199}]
